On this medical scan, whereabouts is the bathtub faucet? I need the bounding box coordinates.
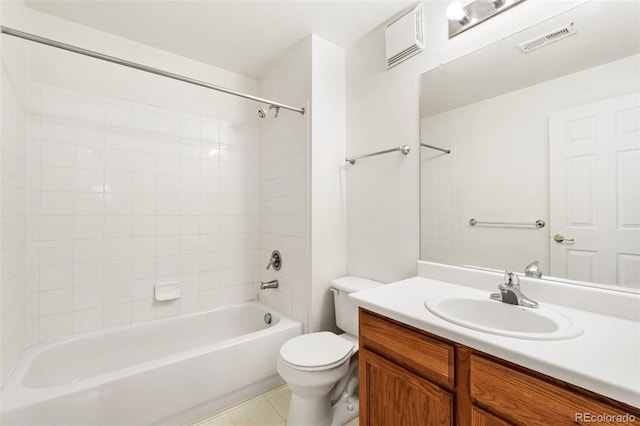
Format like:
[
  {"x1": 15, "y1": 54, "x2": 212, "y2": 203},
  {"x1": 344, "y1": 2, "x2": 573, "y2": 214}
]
[{"x1": 260, "y1": 280, "x2": 279, "y2": 290}]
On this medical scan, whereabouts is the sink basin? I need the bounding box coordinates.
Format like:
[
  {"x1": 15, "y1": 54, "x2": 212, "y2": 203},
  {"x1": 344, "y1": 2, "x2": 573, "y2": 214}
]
[{"x1": 424, "y1": 294, "x2": 583, "y2": 340}]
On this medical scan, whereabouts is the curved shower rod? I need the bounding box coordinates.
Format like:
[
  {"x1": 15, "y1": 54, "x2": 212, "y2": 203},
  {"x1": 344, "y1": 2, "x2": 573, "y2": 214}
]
[{"x1": 1, "y1": 26, "x2": 305, "y2": 115}]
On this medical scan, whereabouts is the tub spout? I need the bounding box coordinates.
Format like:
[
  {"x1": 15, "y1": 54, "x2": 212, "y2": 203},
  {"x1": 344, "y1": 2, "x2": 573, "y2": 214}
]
[{"x1": 260, "y1": 279, "x2": 279, "y2": 290}]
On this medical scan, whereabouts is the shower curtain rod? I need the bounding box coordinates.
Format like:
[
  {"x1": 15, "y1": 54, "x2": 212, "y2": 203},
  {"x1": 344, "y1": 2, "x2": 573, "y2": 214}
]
[{"x1": 1, "y1": 26, "x2": 305, "y2": 115}]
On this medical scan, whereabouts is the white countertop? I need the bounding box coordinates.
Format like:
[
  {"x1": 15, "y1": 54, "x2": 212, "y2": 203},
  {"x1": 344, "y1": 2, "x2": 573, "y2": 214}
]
[{"x1": 350, "y1": 275, "x2": 640, "y2": 408}]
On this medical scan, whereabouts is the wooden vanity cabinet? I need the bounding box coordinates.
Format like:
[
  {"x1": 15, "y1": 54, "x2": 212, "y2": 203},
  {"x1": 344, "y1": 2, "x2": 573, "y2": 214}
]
[{"x1": 359, "y1": 309, "x2": 640, "y2": 426}]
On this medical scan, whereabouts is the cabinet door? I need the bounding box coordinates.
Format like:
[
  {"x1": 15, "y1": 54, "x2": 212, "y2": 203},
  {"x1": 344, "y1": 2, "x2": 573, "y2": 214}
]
[
  {"x1": 360, "y1": 348, "x2": 453, "y2": 426},
  {"x1": 471, "y1": 406, "x2": 513, "y2": 426}
]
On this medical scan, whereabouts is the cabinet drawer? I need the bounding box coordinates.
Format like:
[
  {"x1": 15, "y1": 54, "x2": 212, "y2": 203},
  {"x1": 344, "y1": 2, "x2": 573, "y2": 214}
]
[
  {"x1": 470, "y1": 355, "x2": 640, "y2": 426},
  {"x1": 359, "y1": 309, "x2": 454, "y2": 388}
]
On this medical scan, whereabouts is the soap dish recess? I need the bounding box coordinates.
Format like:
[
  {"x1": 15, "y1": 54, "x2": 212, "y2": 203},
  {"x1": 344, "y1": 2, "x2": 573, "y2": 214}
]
[{"x1": 155, "y1": 281, "x2": 180, "y2": 301}]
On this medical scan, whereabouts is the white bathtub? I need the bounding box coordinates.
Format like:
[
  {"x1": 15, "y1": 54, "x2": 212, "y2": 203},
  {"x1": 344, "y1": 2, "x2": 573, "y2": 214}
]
[{"x1": 0, "y1": 302, "x2": 301, "y2": 425}]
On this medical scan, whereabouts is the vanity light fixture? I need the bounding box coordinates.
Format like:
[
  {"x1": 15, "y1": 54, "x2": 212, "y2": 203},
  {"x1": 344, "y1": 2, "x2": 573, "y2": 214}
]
[
  {"x1": 446, "y1": 2, "x2": 470, "y2": 25},
  {"x1": 447, "y1": 0, "x2": 526, "y2": 39}
]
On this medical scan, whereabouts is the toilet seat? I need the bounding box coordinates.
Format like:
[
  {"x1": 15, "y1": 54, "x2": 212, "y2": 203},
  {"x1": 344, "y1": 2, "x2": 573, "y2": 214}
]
[{"x1": 280, "y1": 332, "x2": 354, "y2": 372}]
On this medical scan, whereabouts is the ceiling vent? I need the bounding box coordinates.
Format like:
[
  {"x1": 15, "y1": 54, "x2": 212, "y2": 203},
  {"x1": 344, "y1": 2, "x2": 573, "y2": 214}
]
[
  {"x1": 518, "y1": 22, "x2": 577, "y2": 53},
  {"x1": 385, "y1": 4, "x2": 424, "y2": 69}
]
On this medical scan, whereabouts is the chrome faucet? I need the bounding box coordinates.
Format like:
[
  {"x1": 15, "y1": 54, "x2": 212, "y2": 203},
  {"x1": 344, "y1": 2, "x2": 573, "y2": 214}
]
[
  {"x1": 260, "y1": 279, "x2": 279, "y2": 290},
  {"x1": 490, "y1": 271, "x2": 538, "y2": 308},
  {"x1": 525, "y1": 261, "x2": 542, "y2": 278}
]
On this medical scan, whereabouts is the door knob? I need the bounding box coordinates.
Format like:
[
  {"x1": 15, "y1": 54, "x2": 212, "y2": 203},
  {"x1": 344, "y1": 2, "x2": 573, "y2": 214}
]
[{"x1": 553, "y1": 234, "x2": 575, "y2": 243}]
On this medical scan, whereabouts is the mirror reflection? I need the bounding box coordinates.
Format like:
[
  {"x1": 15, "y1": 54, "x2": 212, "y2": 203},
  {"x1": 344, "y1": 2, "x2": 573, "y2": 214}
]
[{"x1": 420, "y1": 1, "x2": 640, "y2": 290}]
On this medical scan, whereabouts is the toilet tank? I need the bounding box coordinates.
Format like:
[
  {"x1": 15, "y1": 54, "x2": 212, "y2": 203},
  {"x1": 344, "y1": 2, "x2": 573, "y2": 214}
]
[{"x1": 331, "y1": 276, "x2": 383, "y2": 336}]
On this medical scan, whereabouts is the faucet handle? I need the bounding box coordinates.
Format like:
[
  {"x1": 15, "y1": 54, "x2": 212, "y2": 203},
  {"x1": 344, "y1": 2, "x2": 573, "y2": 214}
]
[
  {"x1": 525, "y1": 261, "x2": 542, "y2": 278},
  {"x1": 503, "y1": 271, "x2": 519, "y2": 287},
  {"x1": 265, "y1": 250, "x2": 282, "y2": 271}
]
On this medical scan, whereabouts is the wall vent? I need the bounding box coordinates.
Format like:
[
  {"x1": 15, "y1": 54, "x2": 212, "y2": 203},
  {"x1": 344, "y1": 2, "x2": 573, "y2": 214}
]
[
  {"x1": 518, "y1": 22, "x2": 577, "y2": 53},
  {"x1": 385, "y1": 4, "x2": 424, "y2": 69}
]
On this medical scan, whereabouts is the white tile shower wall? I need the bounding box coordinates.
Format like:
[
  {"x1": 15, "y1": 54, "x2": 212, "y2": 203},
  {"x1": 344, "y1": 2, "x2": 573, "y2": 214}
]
[
  {"x1": 27, "y1": 82, "x2": 260, "y2": 341},
  {"x1": 22, "y1": 37, "x2": 260, "y2": 341},
  {"x1": 1, "y1": 35, "x2": 28, "y2": 388},
  {"x1": 258, "y1": 111, "x2": 309, "y2": 325},
  {"x1": 258, "y1": 37, "x2": 311, "y2": 329},
  {"x1": 257, "y1": 35, "x2": 346, "y2": 333}
]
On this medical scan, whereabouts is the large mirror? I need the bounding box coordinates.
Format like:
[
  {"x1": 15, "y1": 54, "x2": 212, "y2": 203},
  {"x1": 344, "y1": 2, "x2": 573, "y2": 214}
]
[{"x1": 420, "y1": 1, "x2": 640, "y2": 291}]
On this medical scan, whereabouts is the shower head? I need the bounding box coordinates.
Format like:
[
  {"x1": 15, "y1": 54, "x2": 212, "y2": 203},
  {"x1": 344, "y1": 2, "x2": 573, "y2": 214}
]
[{"x1": 258, "y1": 105, "x2": 280, "y2": 119}]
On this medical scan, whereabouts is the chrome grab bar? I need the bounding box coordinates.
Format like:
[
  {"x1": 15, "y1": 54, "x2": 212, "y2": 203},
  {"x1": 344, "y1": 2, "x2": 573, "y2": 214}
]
[
  {"x1": 420, "y1": 143, "x2": 451, "y2": 154},
  {"x1": 469, "y1": 218, "x2": 546, "y2": 228},
  {"x1": 346, "y1": 145, "x2": 410, "y2": 165}
]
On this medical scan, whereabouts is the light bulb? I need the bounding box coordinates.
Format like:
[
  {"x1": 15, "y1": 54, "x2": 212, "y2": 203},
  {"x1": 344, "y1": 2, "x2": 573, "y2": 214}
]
[{"x1": 446, "y1": 2, "x2": 468, "y2": 23}]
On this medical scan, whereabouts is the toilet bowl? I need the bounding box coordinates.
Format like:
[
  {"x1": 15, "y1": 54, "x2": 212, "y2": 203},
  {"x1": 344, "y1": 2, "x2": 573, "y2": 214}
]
[{"x1": 277, "y1": 276, "x2": 382, "y2": 426}]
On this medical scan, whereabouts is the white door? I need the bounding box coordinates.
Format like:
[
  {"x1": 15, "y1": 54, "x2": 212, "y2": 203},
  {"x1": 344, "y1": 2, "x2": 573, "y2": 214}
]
[{"x1": 549, "y1": 93, "x2": 640, "y2": 288}]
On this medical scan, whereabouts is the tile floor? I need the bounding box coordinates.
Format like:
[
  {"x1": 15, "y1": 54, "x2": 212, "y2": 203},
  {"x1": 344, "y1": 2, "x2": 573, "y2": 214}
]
[{"x1": 190, "y1": 385, "x2": 359, "y2": 426}]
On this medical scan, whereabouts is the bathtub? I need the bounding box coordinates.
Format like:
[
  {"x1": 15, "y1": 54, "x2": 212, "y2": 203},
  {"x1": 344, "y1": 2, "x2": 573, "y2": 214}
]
[{"x1": 0, "y1": 301, "x2": 301, "y2": 425}]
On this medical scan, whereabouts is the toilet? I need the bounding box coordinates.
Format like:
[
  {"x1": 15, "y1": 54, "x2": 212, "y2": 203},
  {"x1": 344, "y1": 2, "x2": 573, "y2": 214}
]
[{"x1": 277, "y1": 276, "x2": 382, "y2": 426}]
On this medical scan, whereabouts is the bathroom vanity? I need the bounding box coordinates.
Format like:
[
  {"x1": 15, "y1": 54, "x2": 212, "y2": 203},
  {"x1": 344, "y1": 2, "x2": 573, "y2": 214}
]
[
  {"x1": 359, "y1": 309, "x2": 639, "y2": 425},
  {"x1": 352, "y1": 264, "x2": 640, "y2": 426}
]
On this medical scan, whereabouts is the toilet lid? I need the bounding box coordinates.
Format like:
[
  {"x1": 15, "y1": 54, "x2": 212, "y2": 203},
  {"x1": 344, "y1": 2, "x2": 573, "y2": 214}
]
[{"x1": 280, "y1": 332, "x2": 354, "y2": 369}]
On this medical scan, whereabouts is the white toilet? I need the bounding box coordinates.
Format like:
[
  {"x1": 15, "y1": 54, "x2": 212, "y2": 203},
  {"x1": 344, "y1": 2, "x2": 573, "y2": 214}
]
[{"x1": 277, "y1": 276, "x2": 382, "y2": 426}]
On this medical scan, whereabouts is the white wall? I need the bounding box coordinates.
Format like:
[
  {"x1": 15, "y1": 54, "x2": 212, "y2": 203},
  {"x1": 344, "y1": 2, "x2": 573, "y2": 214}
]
[
  {"x1": 346, "y1": 0, "x2": 587, "y2": 283},
  {"x1": 2, "y1": 1, "x2": 263, "y2": 345},
  {"x1": 310, "y1": 35, "x2": 346, "y2": 332},
  {"x1": 0, "y1": 29, "x2": 28, "y2": 388},
  {"x1": 421, "y1": 54, "x2": 640, "y2": 273}
]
